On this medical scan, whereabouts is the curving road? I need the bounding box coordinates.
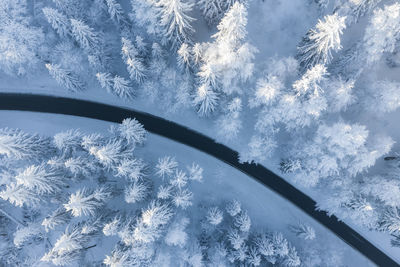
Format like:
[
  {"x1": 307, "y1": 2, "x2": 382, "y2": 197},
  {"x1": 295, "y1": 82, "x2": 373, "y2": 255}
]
[{"x1": 0, "y1": 93, "x2": 397, "y2": 266}]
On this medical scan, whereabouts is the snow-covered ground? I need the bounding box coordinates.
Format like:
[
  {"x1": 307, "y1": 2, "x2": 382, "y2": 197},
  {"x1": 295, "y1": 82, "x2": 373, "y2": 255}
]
[{"x1": 0, "y1": 110, "x2": 374, "y2": 265}]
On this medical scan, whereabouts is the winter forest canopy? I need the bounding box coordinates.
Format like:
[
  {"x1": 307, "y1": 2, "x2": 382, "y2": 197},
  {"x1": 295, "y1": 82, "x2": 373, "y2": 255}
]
[{"x1": 1, "y1": 0, "x2": 400, "y2": 265}]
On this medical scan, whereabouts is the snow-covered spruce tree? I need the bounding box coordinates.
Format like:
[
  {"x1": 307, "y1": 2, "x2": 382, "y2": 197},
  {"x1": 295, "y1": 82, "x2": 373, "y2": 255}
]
[
  {"x1": 96, "y1": 72, "x2": 114, "y2": 93},
  {"x1": 70, "y1": 18, "x2": 101, "y2": 52},
  {"x1": 333, "y1": 0, "x2": 381, "y2": 25},
  {"x1": 363, "y1": 3, "x2": 400, "y2": 66},
  {"x1": 206, "y1": 207, "x2": 223, "y2": 226},
  {"x1": 42, "y1": 7, "x2": 70, "y2": 38},
  {"x1": 156, "y1": 0, "x2": 195, "y2": 49},
  {"x1": 194, "y1": 2, "x2": 256, "y2": 115},
  {"x1": 177, "y1": 43, "x2": 192, "y2": 72},
  {"x1": 124, "y1": 181, "x2": 149, "y2": 203},
  {"x1": 164, "y1": 216, "x2": 189, "y2": 247},
  {"x1": 247, "y1": 63, "x2": 327, "y2": 157},
  {"x1": 121, "y1": 37, "x2": 147, "y2": 84},
  {"x1": 45, "y1": 63, "x2": 85, "y2": 92},
  {"x1": 113, "y1": 75, "x2": 135, "y2": 99},
  {"x1": 216, "y1": 97, "x2": 243, "y2": 140},
  {"x1": 0, "y1": 183, "x2": 40, "y2": 208},
  {"x1": 365, "y1": 80, "x2": 400, "y2": 114},
  {"x1": 241, "y1": 57, "x2": 297, "y2": 164},
  {"x1": 379, "y1": 208, "x2": 400, "y2": 234},
  {"x1": 284, "y1": 122, "x2": 394, "y2": 187},
  {"x1": 105, "y1": 0, "x2": 127, "y2": 24},
  {"x1": 53, "y1": 129, "x2": 83, "y2": 156},
  {"x1": 13, "y1": 223, "x2": 43, "y2": 248},
  {"x1": 289, "y1": 222, "x2": 316, "y2": 240},
  {"x1": 51, "y1": 0, "x2": 87, "y2": 18},
  {"x1": 64, "y1": 156, "x2": 98, "y2": 178},
  {"x1": 87, "y1": 139, "x2": 134, "y2": 170},
  {"x1": 0, "y1": 10, "x2": 44, "y2": 75},
  {"x1": 42, "y1": 208, "x2": 71, "y2": 232},
  {"x1": 64, "y1": 187, "x2": 111, "y2": 217},
  {"x1": 193, "y1": 83, "x2": 219, "y2": 116},
  {"x1": 15, "y1": 164, "x2": 65, "y2": 195},
  {"x1": 200, "y1": 200, "x2": 301, "y2": 266},
  {"x1": 41, "y1": 224, "x2": 90, "y2": 266},
  {"x1": 115, "y1": 158, "x2": 147, "y2": 181},
  {"x1": 297, "y1": 14, "x2": 346, "y2": 70},
  {"x1": 361, "y1": 175, "x2": 400, "y2": 208},
  {"x1": 114, "y1": 118, "x2": 146, "y2": 145},
  {"x1": 130, "y1": 0, "x2": 162, "y2": 36},
  {"x1": 155, "y1": 156, "x2": 178, "y2": 179},
  {"x1": 199, "y1": 0, "x2": 248, "y2": 26},
  {"x1": 0, "y1": 128, "x2": 53, "y2": 160},
  {"x1": 326, "y1": 76, "x2": 355, "y2": 112}
]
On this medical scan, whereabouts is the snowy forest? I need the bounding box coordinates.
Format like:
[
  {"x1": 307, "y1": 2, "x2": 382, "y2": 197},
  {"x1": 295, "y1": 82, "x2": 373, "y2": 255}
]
[{"x1": 1, "y1": 0, "x2": 400, "y2": 265}]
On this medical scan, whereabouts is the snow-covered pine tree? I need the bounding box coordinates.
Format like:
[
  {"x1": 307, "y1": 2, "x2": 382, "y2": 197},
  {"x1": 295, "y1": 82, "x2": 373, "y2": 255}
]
[
  {"x1": 0, "y1": 18, "x2": 44, "y2": 75},
  {"x1": 155, "y1": 156, "x2": 178, "y2": 179},
  {"x1": 234, "y1": 211, "x2": 251, "y2": 232},
  {"x1": 0, "y1": 183, "x2": 40, "y2": 207},
  {"x1": 172, "y1": 189, "x2": 193, "y2": 209},
  {"x1": 53, "y1": 129, "x2": 83, "y2": 156},
  {"x1": 41, "y1": 224, "x2": 89, "y2": 266},
  {"x1": 64, "y1": 187, "x2": 111, "y2": 217},
  {"x1": 42, "y1": 7, "x2": 70, "y2": 37},
  {"x1": 64, "y1": 156, "x2": 98, "y2": 178},
  {"x1": 283, "y1": 245, "x2": 301, "y2": 267},
  {"x1": 206, "y1": 207, "x2": 223, "y2": 225},
  {"x1": 88, "y1": 139, "x2": 134, "y2": 170},
  {"x1": 326, "y1": 76, "x2": 355, "y2": 112},
  {"x1": 0, "y1": 128, "x2": 53, "y2": 160},
  {"x1": 116, "y1": 118, "x2": 146, "y2": 145},
  {"x1": 193, "y1": 84, "x2": 218, "y2": 116},
  {"x1": 177, "y1": 43, "x2": 192, "y2": 72},
  {"x1": 105, "y1": 0, "x2": 126, "y2": 24},
  {"x1": 297, "y1": 14, "x2": 346, "y2": 70},
  {"x1": 379, "y1": 208, "x2": 400, "y2": 234},
  {"x1": 124, "y1": 181, "x2": 149, "y2": 203},
  {"x1": 363, "y1": 3, "x2": 400, "y2": 66},
  {"x1": 115, "y1": 158, "x2": 146, "y2": 181},
  {"x1": 366, "y1": 80, "x2": 400, "y2": 114},
  {"x1": 51, "y1": 0, "x2": 87, "y2": 18},
  {"x1": 13, "y1": 223, "x2": 42, "y2": 248},
  {"x1": 104, "y1": 247, "x2": 137, "y2": 266},
  {"x1": 96, "y1": 72, "x2": 114, "y2": 93},
  {"x1": 15, "y1": 164, "x2": 65, "y2": 195},
  {"x1": 240, "y1": 134, "x2": 278, "y2": 164},
  {"x1": 121, "y1": 37, "x2": 147, "y2": 84},
  {"x1": 45, "y1": 63, "x2": 85, "y2": 92},
  {"x1": 196, "y1": 2, "x2": 256, "y2": 100},
  {"x1": 113, "y1": 75, "x2": 135, "y2": 99},
  {"x1": 287, "y1": 122, "x2": 393, "y2": 187},
  {"x1": 156, "y1": 0, "x2": 195, "y2": 49},
  {"x1": 42, "y1": 208, "x2": 71, "y2": 232},
  {"x1": 169, "y1": 169, "x2": 188, "y2": 189},
  {"x1": 289, "y1": 222, "x2": 316, "y2": 240},
  {"x1": 361, "y1": 175, "x2": 400, "y2": 208},
  {"x1": 186, "y1": 163, "x2": 203, "y2": 182},
  {"x1": 226, "y1": 199, "x2": 241, "y2": 217},
  {"x1": 165, "y1": 217, "x2": 189, "y2": 247},
  {"x1": 216, "y1": 97, "x2": 242, "y2": 140},
  {"x1": 199, "y1": 0, "x2": 247, "y2": 25},
  {"x1": 334, "y1": 0, "x2": 382, "y2": 25},
  {"x1": 130, "y1": 0, "x2": 162, "y2": 36},
  {"x1": 70, "y1": 18, "x2": 101, "y2": 52}
]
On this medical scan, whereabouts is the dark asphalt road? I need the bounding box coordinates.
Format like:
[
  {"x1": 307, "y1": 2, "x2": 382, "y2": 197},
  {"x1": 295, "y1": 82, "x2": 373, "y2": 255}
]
[{"x1": 0, "y1": 93, "x2": 397, "y2": 266}]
